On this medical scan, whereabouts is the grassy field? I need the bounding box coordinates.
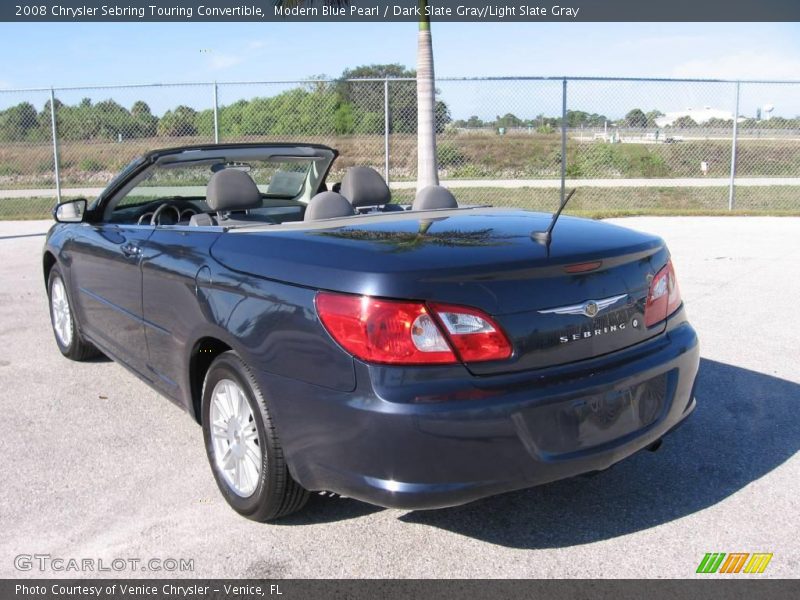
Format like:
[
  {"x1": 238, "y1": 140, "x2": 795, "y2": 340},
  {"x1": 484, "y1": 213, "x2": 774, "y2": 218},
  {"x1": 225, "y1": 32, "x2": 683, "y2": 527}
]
[
  {"x1": 3, "y1": 186, "x2": 798, "y2": 220},
  {"x1": 392, "y1": 186, "x2": 800, "y2": 215},
  {"x1": 1, "y1": 132, "x2": 799, "y2": 188},
  {"x1": 0, "y1": 197, "x2": 60, "y2": 220}
]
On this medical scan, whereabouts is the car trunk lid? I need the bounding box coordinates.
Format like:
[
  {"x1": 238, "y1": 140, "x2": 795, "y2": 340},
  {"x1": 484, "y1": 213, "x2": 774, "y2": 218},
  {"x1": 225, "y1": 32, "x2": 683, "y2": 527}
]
[{"x1": 211, "y1": 208, "x2": 669, "y2": 374}]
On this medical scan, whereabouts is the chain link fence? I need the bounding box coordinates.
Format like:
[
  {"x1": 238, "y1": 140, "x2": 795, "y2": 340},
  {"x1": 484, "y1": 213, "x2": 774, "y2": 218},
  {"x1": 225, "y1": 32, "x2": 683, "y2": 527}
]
[{"x1": 1, "y1": 76, "x2": 799, "y2": 218}]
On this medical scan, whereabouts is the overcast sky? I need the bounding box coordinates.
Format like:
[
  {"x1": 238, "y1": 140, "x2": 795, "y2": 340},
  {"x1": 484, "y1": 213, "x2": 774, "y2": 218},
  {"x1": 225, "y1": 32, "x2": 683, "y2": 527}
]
[{"x1": 1, "y1": 22, "x2": 798, "y2": 117}]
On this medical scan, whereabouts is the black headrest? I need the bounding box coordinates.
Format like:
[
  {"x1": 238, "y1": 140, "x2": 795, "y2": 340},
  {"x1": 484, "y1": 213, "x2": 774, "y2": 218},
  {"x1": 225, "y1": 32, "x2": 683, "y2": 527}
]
[
  {"x1": 304, "y1": 191, "x2": 355, "y2": 221},
  {"x1": 412, "y1": 185, "x2": 458, "y2": 211},
  {"x1": 340, "y1": 167, "x2": 391, "y2": 207},
  {"x1": 206, "y1": 169, "x2": 261, "y2": 212}
]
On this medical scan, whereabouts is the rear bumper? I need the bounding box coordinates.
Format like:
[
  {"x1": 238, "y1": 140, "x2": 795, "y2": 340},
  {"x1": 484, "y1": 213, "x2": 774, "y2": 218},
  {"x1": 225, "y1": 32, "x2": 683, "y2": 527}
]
[{"x1": 256, "y1": 312, "x2": 699, "y2": 510}]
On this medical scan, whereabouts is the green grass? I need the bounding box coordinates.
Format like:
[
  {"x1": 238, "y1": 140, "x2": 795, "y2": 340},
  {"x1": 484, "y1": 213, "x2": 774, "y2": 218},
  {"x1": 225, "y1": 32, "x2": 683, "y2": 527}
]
[
  {"x1": 393, "y1": 186, "x2": 800, "y2": 214},
  {"x1": 3, "y1": 186, "x2": 799, "y2": 220},
  {"x1": 0, "y1": 197, "x2": 60, "y2": 220}
]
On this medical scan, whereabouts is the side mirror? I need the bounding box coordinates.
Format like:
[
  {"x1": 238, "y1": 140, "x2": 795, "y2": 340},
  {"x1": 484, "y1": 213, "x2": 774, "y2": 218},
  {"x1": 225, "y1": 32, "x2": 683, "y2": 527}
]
[{"x1": 53, "y1": 198, "x2": 87, "y2": 223}]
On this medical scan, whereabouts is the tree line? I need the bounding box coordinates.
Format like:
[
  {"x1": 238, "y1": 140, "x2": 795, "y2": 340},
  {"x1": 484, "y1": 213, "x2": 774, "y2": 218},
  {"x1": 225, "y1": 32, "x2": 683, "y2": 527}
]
[
  {"x1": 2, "y1": 70, "x2": 798, "y2": 143},
  {"x1": 0, "y1": 64, "x2": 452, "y2": 143},
  {"x1": 453, "y1": 107, "x2": 800, "y2": 131}
]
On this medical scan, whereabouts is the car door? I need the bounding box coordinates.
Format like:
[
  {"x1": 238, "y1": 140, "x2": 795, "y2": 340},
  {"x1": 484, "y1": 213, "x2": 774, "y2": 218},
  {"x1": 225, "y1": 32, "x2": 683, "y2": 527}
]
[
  {"x1": 140, "y1": 227, "x2": 223, "y2": 405},
  {"x1": 67, "y1": 221, "x2": 154, "y2": 375}
]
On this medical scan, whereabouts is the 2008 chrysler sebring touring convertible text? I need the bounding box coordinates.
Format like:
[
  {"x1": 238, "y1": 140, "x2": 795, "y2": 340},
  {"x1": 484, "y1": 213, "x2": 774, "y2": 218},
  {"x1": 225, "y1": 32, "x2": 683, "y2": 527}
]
[{"x1": 43, "y1": 143, "x2": 699, "y2": 521}]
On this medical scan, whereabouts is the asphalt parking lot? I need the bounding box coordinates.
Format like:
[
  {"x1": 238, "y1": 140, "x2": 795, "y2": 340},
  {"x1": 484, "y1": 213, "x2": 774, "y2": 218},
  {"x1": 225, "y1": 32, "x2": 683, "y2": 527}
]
[{"x1": 0, "y1": 216, "x2": 797, "y2": 578}]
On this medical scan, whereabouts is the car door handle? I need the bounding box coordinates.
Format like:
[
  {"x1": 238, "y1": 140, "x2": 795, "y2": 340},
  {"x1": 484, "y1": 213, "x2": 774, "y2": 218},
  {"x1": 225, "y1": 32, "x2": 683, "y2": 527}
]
[{"x1": 120, "y1": 242, "x2": 142, "y2": 257}]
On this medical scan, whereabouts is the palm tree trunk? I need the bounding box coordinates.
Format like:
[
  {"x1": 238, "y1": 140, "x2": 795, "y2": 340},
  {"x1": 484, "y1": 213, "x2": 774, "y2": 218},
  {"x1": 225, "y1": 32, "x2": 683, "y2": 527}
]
[{"x1": 416, "y1": 0, "x2": 439, "y2": 191}]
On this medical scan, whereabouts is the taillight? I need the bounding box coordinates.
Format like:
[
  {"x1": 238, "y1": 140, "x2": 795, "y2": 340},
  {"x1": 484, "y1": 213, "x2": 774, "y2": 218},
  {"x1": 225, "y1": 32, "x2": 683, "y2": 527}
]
[
  {"x1": 315, "y1": 292, "x2": 512, "y2": 365},
  {"x1": 644, "y1": 259, "x2": 682, "y2": 327},
  {"x1": 315, "y1": 293, "x2": 456, "y2": 365},
  {"x1": 429, "y1": 303, "x2": 512, "y2": 363}
]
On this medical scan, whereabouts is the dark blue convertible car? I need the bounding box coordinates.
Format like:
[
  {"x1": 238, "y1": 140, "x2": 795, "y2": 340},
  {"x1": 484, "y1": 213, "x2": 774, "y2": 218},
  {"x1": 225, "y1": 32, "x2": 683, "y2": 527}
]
[{"x1": 44, "y1": 143, "x2": 699, "y2": 521}]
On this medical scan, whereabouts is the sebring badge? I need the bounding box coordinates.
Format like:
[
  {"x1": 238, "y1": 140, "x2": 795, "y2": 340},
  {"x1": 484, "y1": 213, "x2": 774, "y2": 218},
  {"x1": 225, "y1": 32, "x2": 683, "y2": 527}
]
[{"x1": 538, "y1": 294, "x2": 631, "y2": 345}]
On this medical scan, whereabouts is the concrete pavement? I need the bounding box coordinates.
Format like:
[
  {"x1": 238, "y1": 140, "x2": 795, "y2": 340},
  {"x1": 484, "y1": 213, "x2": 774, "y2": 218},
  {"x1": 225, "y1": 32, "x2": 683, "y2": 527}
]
[{"x1": 0, "y1": 217, "x2": 797, "y2": 578}]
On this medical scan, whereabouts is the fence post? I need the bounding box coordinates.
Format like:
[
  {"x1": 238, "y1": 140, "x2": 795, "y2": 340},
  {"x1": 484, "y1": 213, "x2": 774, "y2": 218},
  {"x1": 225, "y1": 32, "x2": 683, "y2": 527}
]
[
  {"x1": 560, "y1": 78, "x2": 568, "y2": 205},
  {"x1": 384, "y1": 78, "x2": 390, "y2": 184},
  {"x1": 49, "y1": 87, "x2": 62, "y2": 204},
  {"x1": 212, "y1": 81, "x2": 220, "y2": 144},
  {"x1": 728, "y1": 81, "x2": 740, "y2": 211}
]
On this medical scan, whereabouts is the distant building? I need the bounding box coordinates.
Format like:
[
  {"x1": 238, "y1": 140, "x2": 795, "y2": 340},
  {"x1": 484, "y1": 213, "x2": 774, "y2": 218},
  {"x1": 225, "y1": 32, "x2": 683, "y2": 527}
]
[{"x1": 655, "y1": 106, "x2": 741, "y2": 127}]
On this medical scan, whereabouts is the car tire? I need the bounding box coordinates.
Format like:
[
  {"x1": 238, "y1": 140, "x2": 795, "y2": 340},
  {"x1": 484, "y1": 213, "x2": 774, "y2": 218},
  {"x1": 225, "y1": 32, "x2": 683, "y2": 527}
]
[
  {"x1": 201, "y1": 351, "x2": 309, "y2": 521},
  {"x1": 47, "y1": 266, "x2": 100, "y2": 361}
]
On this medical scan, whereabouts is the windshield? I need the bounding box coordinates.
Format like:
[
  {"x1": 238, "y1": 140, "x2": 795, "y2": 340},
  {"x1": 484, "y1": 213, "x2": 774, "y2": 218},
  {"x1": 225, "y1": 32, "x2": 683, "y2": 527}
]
[{"x1": 117, "y1": 158, "x2": 316, "y2": 208}]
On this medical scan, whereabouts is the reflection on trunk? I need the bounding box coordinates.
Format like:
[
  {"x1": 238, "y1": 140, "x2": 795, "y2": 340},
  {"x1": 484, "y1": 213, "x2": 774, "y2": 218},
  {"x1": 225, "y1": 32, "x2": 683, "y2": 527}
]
[{"x1": 316, "y1": 223, "x2": 521, "y2": 253}]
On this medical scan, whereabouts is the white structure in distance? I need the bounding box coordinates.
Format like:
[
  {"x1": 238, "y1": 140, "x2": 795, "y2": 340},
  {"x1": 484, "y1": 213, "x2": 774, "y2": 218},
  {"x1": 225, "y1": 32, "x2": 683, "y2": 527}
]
[{"x1": 655, "y1": 106, "x2": 748, "y2": 127}]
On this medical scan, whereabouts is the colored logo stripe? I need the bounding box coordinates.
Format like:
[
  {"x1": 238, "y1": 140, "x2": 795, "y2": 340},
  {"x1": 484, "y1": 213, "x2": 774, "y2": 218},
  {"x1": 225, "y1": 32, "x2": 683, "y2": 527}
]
[
  {"x1": 719, "y1": 553, "x2": 749, "y2": 573},
  {"x1": 697, "y1": 552, "x2": 773, "y2": 574},
  {"x1": 744, "y1": 553, "x2": 773, "y2": 574},
  {"x1": 697, "y1": 553, "x2": 726, "y2": 573}
]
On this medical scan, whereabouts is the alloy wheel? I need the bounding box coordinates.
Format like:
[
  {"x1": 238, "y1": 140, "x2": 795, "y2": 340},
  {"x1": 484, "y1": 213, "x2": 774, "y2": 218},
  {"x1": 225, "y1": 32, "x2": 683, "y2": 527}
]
[
  {"x1": 209, "y1": 378, "x2": 262, "y2": 497},
  {"x1": 50, "y1": 276, "x2": 73, "y2": 348}
]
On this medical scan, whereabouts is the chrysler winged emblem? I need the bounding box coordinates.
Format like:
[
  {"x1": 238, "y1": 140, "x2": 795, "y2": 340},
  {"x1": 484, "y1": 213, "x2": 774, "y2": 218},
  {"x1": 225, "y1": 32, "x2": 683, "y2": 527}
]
[
  {"x1": 538, "y1": 294, "x2": 627, "y2": 318},
  {"x1": 583, "y1": 301, "x2": 599, "y2": 317}
]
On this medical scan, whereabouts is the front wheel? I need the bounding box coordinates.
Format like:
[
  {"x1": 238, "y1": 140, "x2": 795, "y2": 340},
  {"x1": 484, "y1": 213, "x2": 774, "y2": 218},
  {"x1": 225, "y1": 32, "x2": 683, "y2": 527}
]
[
  {"x1": 201, "y1": 351, "x2": 309, "y2": 521},
  {"x1": 47, "y1": 266, "x2": 99, "y2": 361}
]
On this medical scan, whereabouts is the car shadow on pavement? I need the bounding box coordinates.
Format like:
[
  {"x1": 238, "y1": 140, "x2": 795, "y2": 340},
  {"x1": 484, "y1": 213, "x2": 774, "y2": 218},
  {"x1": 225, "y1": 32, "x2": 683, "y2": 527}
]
[
  {"x1": 395, "y1": 358, "x2": 799, "y2": 548},
  {"x1": 84, "y1": 353, "x2": 112, "y2": 363},
  {"x1": 278, "y1": 492, "x2": 384, "y2": 524}
]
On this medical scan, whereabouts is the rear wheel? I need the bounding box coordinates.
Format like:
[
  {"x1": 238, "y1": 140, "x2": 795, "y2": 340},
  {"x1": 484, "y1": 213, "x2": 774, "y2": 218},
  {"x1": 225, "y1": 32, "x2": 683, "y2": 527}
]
[
  {"x1": 47, "y1": 266, "x2": 99, "y2": 361},
  {"x1": 201, "y1": 351, "x2": 308, "y2": 521}
]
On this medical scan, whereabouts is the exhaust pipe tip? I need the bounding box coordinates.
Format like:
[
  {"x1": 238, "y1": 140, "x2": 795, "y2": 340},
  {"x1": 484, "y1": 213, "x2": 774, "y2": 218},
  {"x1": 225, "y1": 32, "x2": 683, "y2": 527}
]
[{"x1": 646, "y1": 439, "x2": 663, "y2": 453}]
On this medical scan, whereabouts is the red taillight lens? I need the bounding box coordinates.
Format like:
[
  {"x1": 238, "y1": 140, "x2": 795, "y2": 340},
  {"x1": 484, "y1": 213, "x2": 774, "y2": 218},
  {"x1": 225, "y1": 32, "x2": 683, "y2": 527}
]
[
  {"x1": 315, "y1": 293, "x2": 456, "y2": 365},
  {"x1": 644, "y1": 259, "x2": 682, "y2": 327},
  {"x1": 429, "y1": 303, "x2": 512, "y2": 363},
  {"x1": 315, "y1": 292, "x2": 512, "y2": 365}
]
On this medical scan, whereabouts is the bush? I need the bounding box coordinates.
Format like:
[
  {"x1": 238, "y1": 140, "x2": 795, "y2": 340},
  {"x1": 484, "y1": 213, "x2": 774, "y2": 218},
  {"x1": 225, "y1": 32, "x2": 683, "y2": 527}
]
[
  {"x1": 157, "y1": 106, "x2": 198, "y2": 137},
  {"x1": 35, "y1": 160, "x2": 54, "y2": 173},
  {"x1": 437, "y1": 142, "x2": 467, "y2": 167},
  {"x1": 449, "y1": 164, "x2": 492, "y2": 178},
  {"x1": 0, "y1": 163, "x2": 20, "y2": 176},
  {"x1": 78, "y1": 158, "x2": 105, "y2": 172},
  {"x1": 634, "y1": 152, "x2": 669, "y2": 177},
  {"x1": 354, "y1": 111, "x2": 383, "y2": 135}
]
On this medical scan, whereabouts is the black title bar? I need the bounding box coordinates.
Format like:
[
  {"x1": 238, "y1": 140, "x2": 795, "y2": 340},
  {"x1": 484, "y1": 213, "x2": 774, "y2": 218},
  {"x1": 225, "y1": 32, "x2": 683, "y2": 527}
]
[
  {"x1": 3, "y1": 579, "x2": 800, "y2": 600},
  {"x1": 3, "y1": 0, "x2": 800, "y2": 22}
]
